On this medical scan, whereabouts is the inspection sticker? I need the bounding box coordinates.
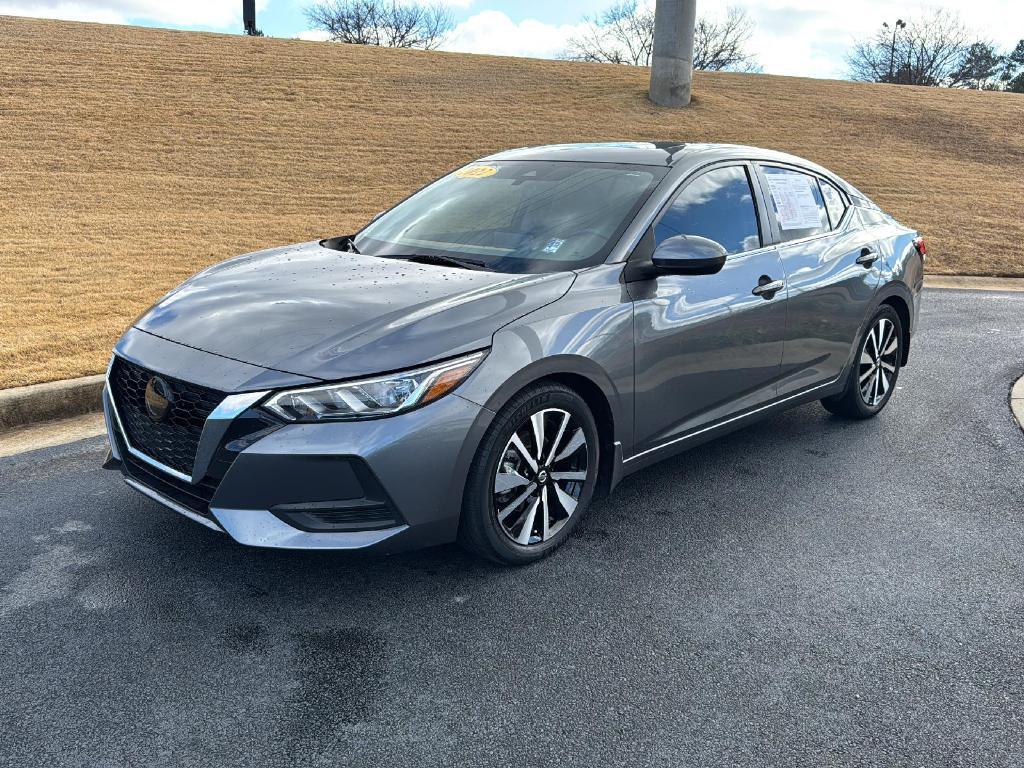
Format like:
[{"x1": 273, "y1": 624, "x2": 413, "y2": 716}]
[
  {"x1": 542, "y1": 238, "x2": 566, "y2": 254},
  {"x1": 454, "y1": 165, "x2": 498, "y2": 179},
  {"x1": 765, "y1": 173, "x2": 823, "y2": 230}
]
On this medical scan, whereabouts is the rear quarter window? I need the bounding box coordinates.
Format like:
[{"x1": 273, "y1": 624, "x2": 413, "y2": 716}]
[{"x1": 857, "y1": 208, "x2": 893, "y2": 228}]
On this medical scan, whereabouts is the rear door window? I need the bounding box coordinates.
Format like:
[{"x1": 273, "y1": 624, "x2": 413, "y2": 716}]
[
  {"x1": 761, "y1": 166, "x2": 830, "y2": 242},
  {"x1": 655, "y1": 165, "x2": 762, "y2": 255},
  {"x1": 818, "y1": 179, "x2": 848, "y2": 229}
]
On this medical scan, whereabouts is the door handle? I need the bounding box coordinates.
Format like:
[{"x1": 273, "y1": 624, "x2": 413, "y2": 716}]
[
  {"x1": 752, "y1": 277, "x2": 785, "y2": 299},
  {"x1": 856, "y1": 248, "x2": 879, "y2": 267}
]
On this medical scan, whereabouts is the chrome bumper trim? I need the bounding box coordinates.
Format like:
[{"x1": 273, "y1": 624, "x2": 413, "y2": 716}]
[
  {"x1": 124, "y1": 477, "x2": 225, "y2": 533},
  {"x1": 211, "y1": 508, "x2": 408, "y2": 550}
]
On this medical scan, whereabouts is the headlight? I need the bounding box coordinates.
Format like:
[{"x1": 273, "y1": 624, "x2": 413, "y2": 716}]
[{"x1": 261, "y1": 351, "x2": 486, "y2": 422}]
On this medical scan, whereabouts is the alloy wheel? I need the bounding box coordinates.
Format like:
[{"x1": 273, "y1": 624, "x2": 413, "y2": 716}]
[
  {"x1": 858, "y1": 317, "x2": 900, "y2": 407},
  {"x1": 492, "y1": 407, "x2": 589, "y2": 546}
]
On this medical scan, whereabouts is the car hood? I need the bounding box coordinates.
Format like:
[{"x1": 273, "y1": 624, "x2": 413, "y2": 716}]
[{"x1": 135, "y1": 241, "x2": 576, "y2": 381}]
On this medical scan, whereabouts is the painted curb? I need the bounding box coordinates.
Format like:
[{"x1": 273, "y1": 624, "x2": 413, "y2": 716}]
[
  {"x1": 1012, "y1": 376, "x2": 1024, "y2": 433},
  {"x1": 1, "y1": 276, "x2": 1022, "y2": 436},
  {"x1": 924, "y1": 276, "x2": 1024, "y2": 292},
  {"x1": 0, "y1": 375, "x2": 105, "y2": 432}
]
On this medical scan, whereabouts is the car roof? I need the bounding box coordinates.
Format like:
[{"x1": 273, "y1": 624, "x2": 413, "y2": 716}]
[
  {"x1": 483, "y1": 141, "x2": 831, "y2": 174},
  {"x1": 481, "y1": 141, "x2": 863, "y2": 202}
]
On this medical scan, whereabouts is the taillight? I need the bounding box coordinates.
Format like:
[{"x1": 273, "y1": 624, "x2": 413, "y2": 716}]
[{"x1": 913, "y1": 237, "x2": 927, "y2": 259}]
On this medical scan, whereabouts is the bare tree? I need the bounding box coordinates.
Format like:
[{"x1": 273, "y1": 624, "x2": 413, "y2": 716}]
[
  {"x1": 693, "y1": 7, "x2": 760, "y2": 72},
  {"x1": 563, "y1": 1, "x2": 656, "y2": 66},
  {"x1": 846, "y1": 9, "x2": 975, "y2": 86},
  {"x1": 304, "y1": 0, "x2": 453, "y2": 50},
  {"x1": 564, "y1": 2, "x2": 758, "y2": 72}
]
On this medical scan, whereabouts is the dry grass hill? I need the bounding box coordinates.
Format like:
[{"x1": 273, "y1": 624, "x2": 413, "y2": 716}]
[{"x1": 1, "y1": 15, "x2": 1022, "y2": 388}]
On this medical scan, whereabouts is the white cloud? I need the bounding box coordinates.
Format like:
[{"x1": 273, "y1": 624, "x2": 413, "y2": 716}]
[
  {"x1": 0, "y1": 0, "x2": 268, "y2": 28},
  {"x1": 441, "y1": 1, "x2": 1024, "y2": 79},
  {"x1": 294, "y1": 29, "x2": 330, "y2": 42},
  {"x1": 3, "y1": 0, "x2": 1023, "y2": 78},
  {"x1": 0, "y1": 1, "x2": 118, "y2": 22},
  {"x1": 743, "y1": 0, "x2": 1024, "y2": 79},
  {"x1": 442, "y1": 10, "x2": 585, "y2": 60}
]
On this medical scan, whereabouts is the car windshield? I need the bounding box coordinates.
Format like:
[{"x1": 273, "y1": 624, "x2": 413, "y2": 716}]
[{"x1": 353, "y1": 161, "x2": 666, "y2": 273}]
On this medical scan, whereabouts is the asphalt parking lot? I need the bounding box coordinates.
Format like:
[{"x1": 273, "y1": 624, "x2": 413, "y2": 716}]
[{"x1": 2, "y1": 288, "x2": 1023, "y2": 767}]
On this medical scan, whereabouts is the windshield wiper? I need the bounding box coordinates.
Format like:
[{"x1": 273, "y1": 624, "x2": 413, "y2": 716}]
[
  {"x1": 320, "y1": 235, "x2": 361, "y2": 254},
  {"x1": 385, "y1": 253, "x2": 491, "y2": 271}
]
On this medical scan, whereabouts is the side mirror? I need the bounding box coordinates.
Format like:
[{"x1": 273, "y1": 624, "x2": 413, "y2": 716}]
[{"x1": 651, "y1": 235, "x2": 727, "y2": 275}]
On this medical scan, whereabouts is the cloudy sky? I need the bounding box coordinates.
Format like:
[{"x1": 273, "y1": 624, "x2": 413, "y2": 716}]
[{"x1": 1, "y1": 0, "x2": 1022, "y2": 78}]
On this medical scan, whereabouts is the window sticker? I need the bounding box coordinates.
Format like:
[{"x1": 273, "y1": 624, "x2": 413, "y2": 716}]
[
  {"x1": 765, "y1": 174, "x2": 823, "y2": 230},
  {"x1": 542, "y1": 238, "x2": 566, "y2": 254},
  {"x1": 454, "y1": 165, "x2": 498, "y2": 179}
]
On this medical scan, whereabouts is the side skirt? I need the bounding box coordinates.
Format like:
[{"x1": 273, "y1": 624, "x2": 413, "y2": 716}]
[{"x1": 615, "y1": 377, "x2": 845, "y2": 480}]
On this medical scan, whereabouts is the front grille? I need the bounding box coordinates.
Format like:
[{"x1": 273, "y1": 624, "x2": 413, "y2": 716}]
[
  {"x1": 122, "y1": 451, "x2": 218, "y2": 518},
  {"x1": 109, "y1": 356, "x2": 224, "y2": 476}
]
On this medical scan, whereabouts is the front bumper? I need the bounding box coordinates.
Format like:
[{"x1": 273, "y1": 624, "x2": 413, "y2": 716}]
[{"x1": 105, "y1": 369, "x2": 490, "y2": 552}]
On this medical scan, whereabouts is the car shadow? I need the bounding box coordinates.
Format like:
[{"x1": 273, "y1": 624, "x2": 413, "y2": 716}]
[{"x1": 103, "y1": 398, "x2": 870, "y2": 595}]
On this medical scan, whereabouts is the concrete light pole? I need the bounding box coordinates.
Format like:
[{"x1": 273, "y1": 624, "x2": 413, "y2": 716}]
[
  {"x1": 243, "y1": 0, "x2": 259, "y2": 36},
  {"x1": 649, "y1": 0, "x2": 697, "y2": 107}
]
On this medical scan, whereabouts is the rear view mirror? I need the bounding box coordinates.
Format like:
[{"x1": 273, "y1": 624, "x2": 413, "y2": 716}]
[{"x1": 651, "y1": 235, "x2": 727, "y2": 275}]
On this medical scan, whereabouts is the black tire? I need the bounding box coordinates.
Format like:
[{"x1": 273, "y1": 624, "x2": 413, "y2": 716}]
[
  {"x1": 458, "y1": 382, "x2": 600, "y2": 565},
  {"x1": 821, "y1": 305, "x2": 903, "y2": 420}
]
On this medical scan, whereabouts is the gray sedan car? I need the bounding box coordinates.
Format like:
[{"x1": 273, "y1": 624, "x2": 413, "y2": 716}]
[{"x1": 103, "y1": 142, "x2": 924, "y2": 564}]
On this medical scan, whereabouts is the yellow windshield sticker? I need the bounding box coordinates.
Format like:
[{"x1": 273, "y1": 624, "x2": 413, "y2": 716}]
[{"x1": 454, "y1": 165, "x2": 498, "y2": 179}]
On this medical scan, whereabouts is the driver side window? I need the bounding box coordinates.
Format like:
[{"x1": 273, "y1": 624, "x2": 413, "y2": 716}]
[{"x1": 654, "y1": 166, "x2": 762, "y2": 255}]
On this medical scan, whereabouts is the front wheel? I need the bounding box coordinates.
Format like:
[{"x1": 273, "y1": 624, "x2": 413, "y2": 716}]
[
  {"x1": 821, "y1": 305, "x2": 903, "y2": 419},
  {"x1": 458, "y1": 383, "x2": 600, "y2": 565}
]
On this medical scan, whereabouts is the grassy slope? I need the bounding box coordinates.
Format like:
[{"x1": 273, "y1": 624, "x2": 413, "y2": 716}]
[{"x1": 1, "y1": 15, "x2": 1022, "y2": 389}]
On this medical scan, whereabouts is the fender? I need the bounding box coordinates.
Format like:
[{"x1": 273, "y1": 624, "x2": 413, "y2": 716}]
[
  {"x1": 473, "y1": 352, "x2": 626, "y2": 446},
  {"x1": 835, "y1": 279, "x2": 915, "y2": 381},
  {"x1": 871, "y1": 281, "x2": 915, "y2": 331},
  {"x1": 870, "y1": 279, "x2": 916, "y2": 365},
  {"x1": 443, "y1": 351, "x2": 628, "y2": 524}
]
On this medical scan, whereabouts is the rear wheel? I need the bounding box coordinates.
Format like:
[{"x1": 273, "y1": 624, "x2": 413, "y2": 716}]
[
  {"x1": 458, "y1": 383, "x2": 599, "y2": 565},
  {"x1": 821, "y1": 305, "x2": 903, "y2": 419}
]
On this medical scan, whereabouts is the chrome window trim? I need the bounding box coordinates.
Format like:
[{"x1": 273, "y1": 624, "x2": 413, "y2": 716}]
[
  {"x1": 759, "y1": 221, "x2": 849, "y2": 250},
  {"x1": 624, "y1": 376, "x2": 840, "y2": 463},
  {"x1": 124, "y1": 477, "x2": 224, "y2": 532},
  {"x1": 719, "y1": 243, "x2": 780, "y2": 265}
]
